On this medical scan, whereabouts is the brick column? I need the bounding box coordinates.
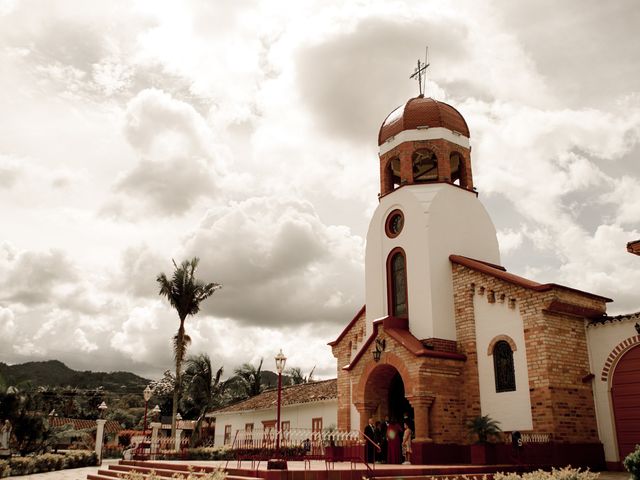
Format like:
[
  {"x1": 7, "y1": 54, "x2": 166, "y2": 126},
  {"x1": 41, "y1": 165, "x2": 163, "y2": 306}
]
[
  {"x1": 407, "y1": 395, "x2": 435, "y2": 442},
  {"x1": 353, "y1": 401, "x2": 377, "y2": 434}
]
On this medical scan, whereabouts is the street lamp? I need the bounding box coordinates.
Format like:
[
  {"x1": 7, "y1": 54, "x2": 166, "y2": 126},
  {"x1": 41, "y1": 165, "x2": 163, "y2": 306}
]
[
  {"x1": 142, "y1": 385, "x2": 153, "y2": 435},
  {"x1": 274, "y1": 349, "x2": 287, "y2": 452}
]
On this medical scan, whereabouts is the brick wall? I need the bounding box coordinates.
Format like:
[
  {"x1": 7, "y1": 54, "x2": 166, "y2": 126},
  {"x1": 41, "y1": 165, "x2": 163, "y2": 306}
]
[{"x1": 451, "y1": 263, "x2": 604, "y2": 443}]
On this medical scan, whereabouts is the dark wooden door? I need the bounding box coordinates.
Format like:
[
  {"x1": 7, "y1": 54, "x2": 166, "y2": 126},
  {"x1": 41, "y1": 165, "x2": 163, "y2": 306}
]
[{"x1": 612, "y1": 345, "x2": 640, "y2": 460}]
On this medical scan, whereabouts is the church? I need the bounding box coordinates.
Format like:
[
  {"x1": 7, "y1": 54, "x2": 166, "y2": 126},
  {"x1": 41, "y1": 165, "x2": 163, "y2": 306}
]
[
  {"x1": 328, "y1": 93, "x2": 639, "y2": 469},
  {"x1": 211, "y1": 91, "x2": 640, "y2": 471}
]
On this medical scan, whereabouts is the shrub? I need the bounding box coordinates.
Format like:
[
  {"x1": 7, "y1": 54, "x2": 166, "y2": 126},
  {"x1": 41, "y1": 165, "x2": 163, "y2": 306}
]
[
  {"x1": 495, "y1": 467, "x2": 598, "y2": 480},
  {"x1": 0, "y1": 461, "x2": 9, "y2": 478},
  {"x1": 625, "y1": 444, "x2": 640, "y2": 480},
  {"x1": 62, "y1": 450, "x2": 97, "y2": 469},
  {"x1": 34, "y1": 453, "x2": 65, "y2": 472},
  {"x1": 8, "y1": 457, "x2": 36, "y2": 476}
]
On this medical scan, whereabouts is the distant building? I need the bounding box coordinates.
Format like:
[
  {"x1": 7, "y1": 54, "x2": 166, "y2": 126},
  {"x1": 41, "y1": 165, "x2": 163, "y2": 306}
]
[{"x1": 208, "y1": 379, "x2": 336, "y2": 448}]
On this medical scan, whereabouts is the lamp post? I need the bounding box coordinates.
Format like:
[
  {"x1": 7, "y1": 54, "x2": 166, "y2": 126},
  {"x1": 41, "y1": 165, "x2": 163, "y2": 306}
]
[
  {"x1": 274, "y1": 349, "x2": 287, "y2": 452},
  {"x1": 142, "y1": 385, "x2": 152, "y2": 435}
]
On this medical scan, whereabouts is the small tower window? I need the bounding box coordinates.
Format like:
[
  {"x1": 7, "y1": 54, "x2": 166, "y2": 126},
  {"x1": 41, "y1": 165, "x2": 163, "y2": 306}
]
[
  {"x1": 412, "y1": 149, "x2": 438, "y2": 183},
  {"x1": 450, "y1": 153, "x2": 462, "y2": 185},
  {"x1": 387, "y1": 157, "x2": 402, "y2": 189},
  {"x1": 493, "y1": 340, "x2": 516, "y2": 392},
  {"x1": 387, "y1": 249, "x2": 408, "y2": 317}
]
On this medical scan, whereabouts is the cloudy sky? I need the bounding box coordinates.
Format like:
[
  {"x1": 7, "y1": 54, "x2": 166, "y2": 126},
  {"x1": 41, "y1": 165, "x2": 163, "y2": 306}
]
[{"x1": 1, "y1": 0, "x2": 639, "y2": 381}]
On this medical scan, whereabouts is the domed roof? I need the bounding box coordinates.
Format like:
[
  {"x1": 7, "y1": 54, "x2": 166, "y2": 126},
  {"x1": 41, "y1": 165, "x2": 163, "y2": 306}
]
[{"x1": 378, "y1": 96, "x2": 470, "y2": 145}]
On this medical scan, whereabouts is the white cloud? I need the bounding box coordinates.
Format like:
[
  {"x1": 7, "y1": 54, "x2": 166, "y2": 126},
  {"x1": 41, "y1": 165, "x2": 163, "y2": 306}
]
[{"x1": 0, "y1": 0, "x2": 638, "y2": 380}]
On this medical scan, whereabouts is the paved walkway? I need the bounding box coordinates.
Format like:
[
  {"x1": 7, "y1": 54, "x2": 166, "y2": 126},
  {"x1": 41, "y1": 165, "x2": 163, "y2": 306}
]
[{"x1": 7, "y1": 460, "x2": 632, "y2": 480}]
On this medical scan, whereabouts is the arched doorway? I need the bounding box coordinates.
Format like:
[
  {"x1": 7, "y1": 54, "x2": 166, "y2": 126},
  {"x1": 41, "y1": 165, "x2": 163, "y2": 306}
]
[
  {"x1": 389, "y1": 372, "x2": 413, "y2": 423},
  {"x1": 612, "y1": 344, "x2": 640, "y2": 460},
  {"x1": 363, "y1": 364, "x2": 413, "y2": 423}
]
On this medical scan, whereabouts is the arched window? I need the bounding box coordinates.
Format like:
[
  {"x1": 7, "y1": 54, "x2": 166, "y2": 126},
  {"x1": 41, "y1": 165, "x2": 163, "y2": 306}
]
[
  {"x1": 412, "y1": 149, "x2": 438, "y2": 183},
  {"x1": 450, "y1": 152, "x2": 462, "y2": 185},
  {"x1": 493, "y1": 340, "x2": 516, "y2": 392},
  {"x1": 387, "y1": 157, "x2": 402, "y2": 189},
  {"x1": 387, "y1": 250, "x2": 408, "y2": 317}
]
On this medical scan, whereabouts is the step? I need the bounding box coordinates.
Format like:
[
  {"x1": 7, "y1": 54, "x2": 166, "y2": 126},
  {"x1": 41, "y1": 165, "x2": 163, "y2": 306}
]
[{"x1": 110, "y1": 462, "x2": 262, "y2": 480}]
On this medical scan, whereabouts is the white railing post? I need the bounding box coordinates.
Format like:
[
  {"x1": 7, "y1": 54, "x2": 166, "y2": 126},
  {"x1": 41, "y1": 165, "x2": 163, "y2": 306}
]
[
  {"x1": 175, "y1": 428, "x2": 183, "y2": 452},
  {"x1": 95, "y1": 419, "x2": 106, "y2": 465},
  {"x1": 150, "y1": 422, "x2": 161, "y2": 459}
]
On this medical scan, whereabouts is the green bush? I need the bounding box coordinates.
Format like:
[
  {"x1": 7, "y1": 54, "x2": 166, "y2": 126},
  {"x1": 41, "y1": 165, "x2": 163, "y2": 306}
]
[
  {"x1": 495, "y1": 467, "x2": 598, "y2": 480},
  {"x1": 34, "y1": 453, "x2": 65, "y2": 472},
  {"x1": 625, "y1": 444, "x2": 640, "y2": 480},
  {"x1": 0, "y1": 460, "x2": 9, "y2": 478},
  {"x1": 62, "y1": 450, "x2": 97, "y2": 468},
  {"x1": 8, "y1": 457, "x2": 36, "y2": 476}
]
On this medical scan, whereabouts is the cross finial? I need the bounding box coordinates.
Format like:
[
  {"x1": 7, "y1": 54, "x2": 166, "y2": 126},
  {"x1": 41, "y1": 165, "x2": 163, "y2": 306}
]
[{"x1": 409, "y1": 47, "x2": 429, "y2": 97}]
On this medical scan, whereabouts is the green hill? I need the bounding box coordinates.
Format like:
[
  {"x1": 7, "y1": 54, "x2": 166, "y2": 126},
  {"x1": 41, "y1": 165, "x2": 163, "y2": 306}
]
[{"x1": 0, "y1": 360, "x2": 150, "y2": 393}]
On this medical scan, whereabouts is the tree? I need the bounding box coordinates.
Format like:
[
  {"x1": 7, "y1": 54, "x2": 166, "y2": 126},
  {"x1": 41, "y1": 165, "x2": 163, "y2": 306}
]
[
  {"x1": 286, "y1": 366, "x2": 316, "y2": 385},
  {"x1": 181, "y1": 354, "x2": 225, "y2": 446},
  {"x1": 231, "y1": 359, "x2": 264, "y2": 399},
  {"x1": 466, "y1": 414, "x2": 502, "y2": 444},
  {"x1": 157, "y1": 257, "x2": 221, "y2": 437}
]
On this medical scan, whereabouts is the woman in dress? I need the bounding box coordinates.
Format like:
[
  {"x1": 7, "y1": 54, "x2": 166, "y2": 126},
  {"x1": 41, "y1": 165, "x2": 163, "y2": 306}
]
[{"x1": 402, "y1": 421, "x2": 412, "y2": 464}]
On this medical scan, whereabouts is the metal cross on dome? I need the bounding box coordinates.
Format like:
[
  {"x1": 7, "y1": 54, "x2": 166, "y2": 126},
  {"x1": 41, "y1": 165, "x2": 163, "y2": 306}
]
[{"x1": 410, "y1": 47, "x2": 429, "y2": 96}]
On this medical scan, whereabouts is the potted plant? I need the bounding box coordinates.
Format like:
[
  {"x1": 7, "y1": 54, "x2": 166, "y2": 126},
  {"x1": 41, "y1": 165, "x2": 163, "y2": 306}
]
[
  {"x1": 624, "y1": 444, "x2": 640, "y2": 480},
  {"x1": 466, "y1": 415, "x2": 502, "y2": 465}
]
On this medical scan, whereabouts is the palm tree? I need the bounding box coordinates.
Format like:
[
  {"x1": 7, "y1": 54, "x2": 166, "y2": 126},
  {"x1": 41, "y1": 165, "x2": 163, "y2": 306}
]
[
  {"x1": 182, "y1": 354, "x2": 226, "y2": 445},
  {"x1": 157, "y1": 257, "x2": 221, "y2": 437},
  {"x1": 231, "y1": 359, "x2": 264, "y2": 399},
  {"x1": 466, "y1": 414, "x2": 502, "y2": 443},
  {"x1": 286, "y1": 366, "x2": 316, "y2": 385}
]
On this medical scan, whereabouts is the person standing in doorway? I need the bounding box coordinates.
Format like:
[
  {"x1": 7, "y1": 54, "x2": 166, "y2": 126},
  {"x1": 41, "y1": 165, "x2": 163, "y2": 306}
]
[
  {"x1": 402, "y1": 421, "x2": 413, "y2": 464},
  {"x1": 364, "y1": 417, "x2": 377, "y2": 463},
  {"x1": 380, "y1": 417, "x2": 388, "y2": 462}
]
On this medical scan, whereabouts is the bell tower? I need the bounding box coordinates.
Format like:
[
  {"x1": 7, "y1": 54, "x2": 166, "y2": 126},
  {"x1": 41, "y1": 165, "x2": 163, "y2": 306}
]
[
  {"x1": 365, "y1": 95, "x2": 500, "y2": 342},
  {"x1": 378, "y1": 95, "x2": 474, "y2": 196}
]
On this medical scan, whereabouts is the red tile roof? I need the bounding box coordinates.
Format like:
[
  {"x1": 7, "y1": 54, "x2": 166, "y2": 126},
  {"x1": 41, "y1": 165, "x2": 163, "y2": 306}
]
[
  {"x1": 449, "y1": 255, "x2": 612, "y2": 303},
  {"x1": 343, "y1": 317, "x2": 466, "y2": 371},
  {"x1": 208, "y1": 379, "x2": 337, "y2": 415},
  {"x1": 48, "y1": 417, "x2": 121, "y2": 434},
  {"x1": 378, "y1": 96, "x2": 470, "y2": 145}
]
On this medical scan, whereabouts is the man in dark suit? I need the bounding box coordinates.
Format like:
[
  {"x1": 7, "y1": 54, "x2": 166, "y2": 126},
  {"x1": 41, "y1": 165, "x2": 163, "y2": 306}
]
[{"x1": 364, "y1": 417, "x2": 376, "y2": 463}]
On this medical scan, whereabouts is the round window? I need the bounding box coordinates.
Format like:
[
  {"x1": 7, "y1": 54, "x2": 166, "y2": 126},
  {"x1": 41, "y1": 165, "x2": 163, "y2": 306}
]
[{"x1": 385, "y1": 210, "x2": 404, "y2": 238}]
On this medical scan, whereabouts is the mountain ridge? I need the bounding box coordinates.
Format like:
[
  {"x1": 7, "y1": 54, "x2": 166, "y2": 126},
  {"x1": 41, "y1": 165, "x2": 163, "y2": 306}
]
[{"x1": 0, "y1": 359, "x2": 151, "y2": 393}]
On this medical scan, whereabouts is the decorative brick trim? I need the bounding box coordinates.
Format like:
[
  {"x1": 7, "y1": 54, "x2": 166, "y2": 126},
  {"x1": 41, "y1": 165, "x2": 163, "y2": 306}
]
[
  {"x1": 600, "y1": 335, "x2": 640, "y2": 382},
  {"x1": 486, "y1": 335, "x2": 518, "y2": 355}
]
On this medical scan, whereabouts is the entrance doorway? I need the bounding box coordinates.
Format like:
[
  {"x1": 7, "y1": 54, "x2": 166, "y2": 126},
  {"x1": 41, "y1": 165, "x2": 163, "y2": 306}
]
[
  {"x1": 612, "y1": 344, "x2": 640, "y2": 460},
  {"x1": 389, "y1": 372, "x2": 413, "y2": 424},
  {"x1": 363, "y1": 364, "x2": 412, "y2": 424}
]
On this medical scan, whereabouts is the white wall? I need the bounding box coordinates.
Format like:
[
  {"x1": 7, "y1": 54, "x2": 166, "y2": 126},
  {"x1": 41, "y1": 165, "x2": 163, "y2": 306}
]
[
  {"x1": 587, "y1": 318, "x2": 639, "y2": 463},
  {"x1": 365, "y1": 183, "x2": 500, "y2": 340},
  {"x1": 474, "y1": 295, "x2": 533, "y2": 431},
  {"x1": 213, "y1": 399, "x2": 337, "y2": 448}
]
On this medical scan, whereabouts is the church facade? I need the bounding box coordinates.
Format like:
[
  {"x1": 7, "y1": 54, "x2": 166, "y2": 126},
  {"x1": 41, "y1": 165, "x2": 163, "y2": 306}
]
[
  {"x1": 208, "y1": 95, "x2": 640, "y2": 469},
  {"x1": 328, "y1": 95, "x2": 639, "y2": 468}
]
